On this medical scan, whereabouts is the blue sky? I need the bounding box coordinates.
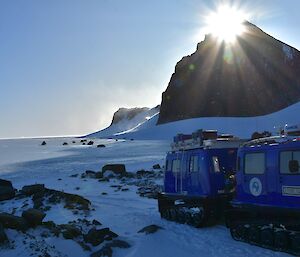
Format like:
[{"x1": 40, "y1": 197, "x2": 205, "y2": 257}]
[{"x1": 1, "y1": 0, "x2": 300, "y2": 138}]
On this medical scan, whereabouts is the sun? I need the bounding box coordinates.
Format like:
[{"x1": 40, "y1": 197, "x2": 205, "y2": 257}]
[{"x1": 205, "y1": 5, "x2": 248, "y2": 43}]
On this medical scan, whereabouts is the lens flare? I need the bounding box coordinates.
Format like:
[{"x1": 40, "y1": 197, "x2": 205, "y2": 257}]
[{"x1": 205, "y1": 5, "x2": 248, "y2": 43}]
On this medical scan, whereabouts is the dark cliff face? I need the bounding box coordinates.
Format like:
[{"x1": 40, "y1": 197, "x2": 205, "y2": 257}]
[{"x1": 157, "y1": 21, "x2": 300, "y2": 124}]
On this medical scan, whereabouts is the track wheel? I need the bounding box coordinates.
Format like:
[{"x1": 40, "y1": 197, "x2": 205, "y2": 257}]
[
  {"x1": 176, "y1": 209, "x2": 185, "y2": 224},
  {"x1": 231, "y1": 224, "x2": 248, "y2": 241},
  {"x1": 260, "y1": 228, "x2": 274, "y2": 247},
  {"x1": 290, "y1": 232, "x2": 300, "y2": 254},
  {"x1": 160, "y1": 209, "x2": 167, "y2": 219},
  {"x1": 185, "y1": 212, "x2": 193, "y2": 225},
  {"x1": 191, "y1": 212, "x2": 203, "y2": 227},
  {"x1": 274, "y1": 230, "x2": 288, "y2": 251},
  {"x1": 248, "y1": 226, "x2": 260, "y2": 243},
  {"x1": 169, "y1": 208, "x2": 177, "y2": 221}
]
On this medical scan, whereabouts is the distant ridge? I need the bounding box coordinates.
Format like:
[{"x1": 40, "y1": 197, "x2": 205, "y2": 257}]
[{"x1": 88, "y1": 105, "x2": 160, "y2": 138}]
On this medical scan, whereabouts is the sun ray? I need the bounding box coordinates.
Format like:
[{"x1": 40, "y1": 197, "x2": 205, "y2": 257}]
[{"x1": 204, "y1": 4, "x2": 249, "y2": 43}]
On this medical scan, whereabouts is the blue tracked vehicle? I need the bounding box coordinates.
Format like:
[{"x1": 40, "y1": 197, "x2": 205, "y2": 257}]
[
  {"x1": 158, "y1": 130, "x2": 244, "y2": 227},
  {"x1": 226, "y1": 134, "x2": 300, "y2": 256}
]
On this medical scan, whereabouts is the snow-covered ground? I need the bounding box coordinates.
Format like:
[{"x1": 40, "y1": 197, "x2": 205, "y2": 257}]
[{"x1": 0, "y1": 138, "x2": 289, "y2": 257}]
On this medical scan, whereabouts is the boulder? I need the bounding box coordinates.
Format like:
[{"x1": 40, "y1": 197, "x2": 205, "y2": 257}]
[
  {"x1": 138, "y1": 224, "x2": 163, "y2": 234},
  {"x1": 21, "y1": 184, "x2": 45, "y2": 196},
  {"x1": 41, "y1": 141, "x2": 47, "y2": 146},
  {"x1": 106, "y1": 239, "x2": 131, "y2": 249},
  {"x1": 61, "y1": 224, "x2": 82, "y2": 239},
  {"x1": 0, "y1": 179, "x2": 13, "y2": 188},
  {"x1": 0, "y1": 179, "x2": 15, "y2": 201},
  {"x1": 87, "y1": 141, "x2": 94, "y2": 145},
  {"x1": 84, "y1": 228, "x2": 118, "y2": 246},
  {"x1": 97, "y1": 144, "x2": 106, "y2": 148},
  {"x1": 0, "y1": 213, "x2": 29, "y2": 231},
  {"x1": 22, "y1": 208, "x2": 46, "y2": 227},
  {"x1": 63, "y1": 142, "x2": 68, "y2": 146},
  {"x1": 102, "y1": 164, "x2": 126, "y2": 177},
  {"x1": 0, "y1": 223, "x2": 8, "y2": 244},
  {"x1": 152, "y1": 164, "x2": 161, "y2": 169}
]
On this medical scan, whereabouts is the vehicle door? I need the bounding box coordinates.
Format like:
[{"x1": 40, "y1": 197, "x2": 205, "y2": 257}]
[
  {"x1": 278, "y1": 149, "x2": 300, "y2": 207},
  {"x1": 240, "y1": 151, "x2": 268, "y2": 204}
]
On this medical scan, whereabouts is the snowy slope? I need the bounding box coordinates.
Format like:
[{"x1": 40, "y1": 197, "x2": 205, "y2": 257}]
[
  {"x1": 102, "y1": 101, "x2": 300, "y2": 140},
  {"x1": 89, "y1": 106, "x2": 159, "y2": 138}
]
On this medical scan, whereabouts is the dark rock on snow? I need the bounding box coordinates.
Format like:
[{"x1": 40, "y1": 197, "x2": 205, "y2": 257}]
[
  {"x1": 21, "y1": 184, "x2": 45, "y2": 196},
  {"x1": 87, "y1": 141, "x2": 94, "y2": 145},
  {"x1": 22, "y1": 208, "x2": 46, "y2": 227},
  {"x1": 152, "y1": 164, "x2": 161, "y2": 169},
  {"x1": 63, "y1": 142, "x2": 68, "y2": 146},
  {"x1": 106, "y1": 239, "x2": 131, "y2": 249},
  {"x1": 97, "y1": 144, "x2": 106, "y2": 148},
  {"x1": 0, "y1": 179, "x2": 15, "y2": 201},
  {"x1": 0, "y1": 212, "x2": 29, "y2": 231},
  {"x1": 84, "y1": 228, "x2": 118, "y2": 246},
  {"x1": 61, "y1": 224, "x2": 82, "y2": 239},
  {"x1": 138, "y1": 224, "x2": 163, "y2": 234},
  {"x1": 41, "y1": 141, "x2": 47, "y2": 146},
  {"x1": 102, "y1": 164, "x2": 126, "y2": 177},
  {"x1": 0, "y1": 223, "x2": 8, "y2": 244}
]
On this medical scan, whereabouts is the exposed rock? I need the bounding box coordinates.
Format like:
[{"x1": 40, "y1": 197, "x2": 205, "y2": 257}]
[
  {"x1": 46, "y1": 189, "x2": 91, "y2": 211},
  {"x1": 0, "y1": 223, "x2": 8, "y2": 244},
  {"x1": 152, "y1": 164, "x2": 161, "y2": 169},
  {"x1": 21, "y1": 184, "x2": 45, "y2": 196},
  {"x1": 102, "y1": 164, "x2": 126, "y2": 177},
  {"x1": 0, "y1": 212, "x2": 29, "y2": 231},
  {"x1": 61, "y1": 224, "x2": 82, "y2": 239},
  {"x1": 106, "y1": 239, "x2": 131, "y2": 249},
  {"x1": 158, "y1": 21, "x2": 300, "y2": 124},
  {"x1": 41, "y1": 141, "x2": 47, "y2": 146},
  {"x1": 63, "y1": 142, "x2": 68, "y2": 146},
  {"x1": 92, "y1": 219, "x2": 102, "y2": 226},
  {"x1": 138, "y1": 224, "x2": 163, "y2": 234},
  {"x1": 84, "y1": 228, "x2": 118, "y2": 246},
  {"x1": 0, "y1": 179, "x2": 15, "y2": 201},
  {"x1": 22, "y1": 208, "x2": 46, "y2": 227},
  {"x1": 137, "y1": 185, "x2": 162, "y2": 199},
  {"x1": 97, "y1": 144, "x2": 106, "y2": 148},
  {"x1": 87, "y1": 141, "x2": 94, "y2": 145}
]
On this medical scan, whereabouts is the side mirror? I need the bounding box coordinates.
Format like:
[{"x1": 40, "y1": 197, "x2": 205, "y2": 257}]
[{"x1": 289, "y1": 160, "x2": 299, "y2": 173}]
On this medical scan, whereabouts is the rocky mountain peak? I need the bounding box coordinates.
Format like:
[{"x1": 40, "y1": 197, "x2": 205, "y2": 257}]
[{"x1": 158, "y1": 21, "x2": 300, "y2": 124}]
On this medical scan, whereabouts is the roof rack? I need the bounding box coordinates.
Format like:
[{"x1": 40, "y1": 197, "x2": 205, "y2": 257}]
[
  {"x1": 242, "y1": 135, "x2": 300, "y2": 147},
  {"x1": 171, "y1": 129, "x2": 245, "y2": 151}
]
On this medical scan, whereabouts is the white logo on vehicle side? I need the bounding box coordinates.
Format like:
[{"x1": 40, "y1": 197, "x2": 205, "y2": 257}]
[{"x1": 249, "y1": 177, "x2": 262, "y2": 197}]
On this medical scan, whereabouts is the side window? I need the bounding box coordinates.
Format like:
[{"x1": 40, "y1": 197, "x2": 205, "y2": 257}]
[
  {"x1": 212, "y1": 156, "x2": 220, "y2": 172},
  {"x1": 280, "y1": 151, "x2": 300, "y2": 174},
  {"x1": 244, "y1": 153, "x2": 265, "y2": 174},
  {"x1": 189, "y1": 155, "x2": 199, "y2": 172},
  {"x1": 172, "y1": 159, "x2": 181, "y2": 173}
]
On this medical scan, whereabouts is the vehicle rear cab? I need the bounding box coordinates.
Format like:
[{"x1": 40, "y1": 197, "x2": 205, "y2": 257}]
[{"x1": 232, "y1": 138, "x2": 300, "y2": 212}]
